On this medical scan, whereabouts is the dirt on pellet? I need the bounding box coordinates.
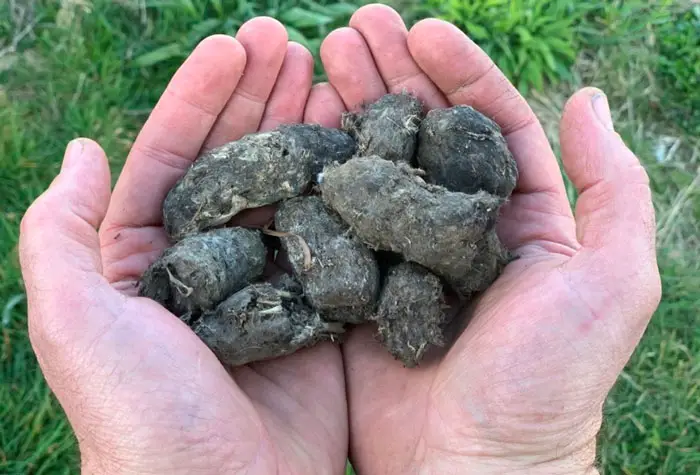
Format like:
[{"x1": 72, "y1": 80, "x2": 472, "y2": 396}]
[
  {"x1": 321, "y1": 156, "x2": 504, "y2": 296},
  {"x1": 373, "y1": 262, "x2": 446, "y2": 367},
  {"x1": 417, "y1": 106, "x2": 518, "y2": 197},
  {"x1": 275, "y1": 196, "x2": 380, "y2": 324},
  {"x1": 163, "y1": 124, "x2": 356, "y2": 241},
  {"x1": 192, "y1": 276, "x2": 344, "y2": 367},
  {"x1": 138, "y1": 228, "x2": 266, "y2": 322},
  {"x1": 342, "y1": 93, "x2": 423, "y2": 164}
]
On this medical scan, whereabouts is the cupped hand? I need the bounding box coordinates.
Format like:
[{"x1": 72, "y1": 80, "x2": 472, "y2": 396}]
[
  {"x1": 20, "y1": 19, "x2": 348, "y2": 474},
  {"x1": 321, "y1": 5, "x2": 661, "y2": 474}
]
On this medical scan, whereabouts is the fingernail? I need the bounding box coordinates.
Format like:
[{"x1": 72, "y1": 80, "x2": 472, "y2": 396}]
[
  {"x1": 61, "y1": 139, "x2": 85, "y2": 172},
  {"x1": 592, "y1": 92, "x2": 614, "y2": 132}
]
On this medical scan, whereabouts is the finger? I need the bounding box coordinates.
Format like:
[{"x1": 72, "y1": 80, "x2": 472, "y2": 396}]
[
  {"x1": 102, "y1": 35, "x2": 246, "y2": 233},
  {"x1": 101, "y1": 225, "x2": 171, "y2": 289},
  {"x1": 304, "y1": 83, "x2": 346, "y2": 128},
  {"x1": 561, "y1": 88, "x2": 657, "y2": 264},
  {"x1": 349, "y1": 4, "x2": 447, "y2": 109},
  {"x1": 407, "y1": 19, "x2": 576, "y2": 251},
  {"x1": 204, "y1": 17, "x2": 288, "y2": 149},
  {"x1": 20, "y1": 139, "x2": 123, "y2": 350},
  {"x1": 408, "y1": 19, "x2": 536, "y2": 136},
  {"x1": 321, "y1": 27, "x2": 387, "y2": 111},
  {"x1": 258, "y1": 42, "x2": 314, "y2": 132},
  {"x1": 560, "y1": 88, "x2": 661, "y2": 362}
]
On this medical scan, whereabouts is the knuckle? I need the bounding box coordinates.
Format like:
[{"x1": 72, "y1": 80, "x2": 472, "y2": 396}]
[
  {"x1": 21, "y1": 195, "x2": 53, "y2": 237},
  {"x1": 625, "y1": 160, "x2": 651, "y2": 186},
  {"x1": 28, "y1": 296, "x2": 73, "y2": 350},
  {"x1": 621, "y1": 261, "x2": 662, "y2": 322}
]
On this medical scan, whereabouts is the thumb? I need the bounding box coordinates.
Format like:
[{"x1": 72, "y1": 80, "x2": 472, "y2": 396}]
[
  {"x1": 20, "y1": 139, "x2": 120, "y2": 356},
  {"x1": 561, "y1": 88, "x2": 658, "y2": 268},
  {"x1": 559, "y1": 88, "x2": 661, "y2": 328}
]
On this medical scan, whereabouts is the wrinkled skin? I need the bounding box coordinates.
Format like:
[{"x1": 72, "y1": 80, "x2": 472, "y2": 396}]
[{"x1": 20, "y1": 5, "x2": 660, "y2": 475}]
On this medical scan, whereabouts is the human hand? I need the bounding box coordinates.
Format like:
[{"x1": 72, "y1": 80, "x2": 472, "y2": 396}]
[
  {"x1": 20, "y1": 19, "x2": 349, "y2": 474},
  {"x1": 320, "y1": 5, "x2": 661, "y2": 474}
]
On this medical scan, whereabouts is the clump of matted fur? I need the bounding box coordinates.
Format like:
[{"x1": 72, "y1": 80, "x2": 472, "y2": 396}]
[
  {"x1": 342, "y1": 93, "x2": 423, "y2": 164},
  {"x1": 139, "y1": 93, "x2": 518, "y2": 368}
]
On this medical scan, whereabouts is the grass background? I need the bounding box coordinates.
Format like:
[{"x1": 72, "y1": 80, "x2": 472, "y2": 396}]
[{"x1": 1, "y1": 0, "x2": 698, "y2": 473}]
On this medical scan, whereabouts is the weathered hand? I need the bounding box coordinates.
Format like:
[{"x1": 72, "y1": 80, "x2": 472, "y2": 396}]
[
  {"x1": 20, "y1": 19, "x2": 347, "y2": 474},
  {"x1": 321, "y1": 5, "x2": 661, "y2": 474}
]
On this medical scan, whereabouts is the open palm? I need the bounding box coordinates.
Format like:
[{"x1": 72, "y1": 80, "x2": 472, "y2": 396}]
[
  {"x1": 21, "y1": 19, "x2": 347, "y2": 474},
  {"x1": 319, "y1": 6, "x2": 661, "y2": 473}
]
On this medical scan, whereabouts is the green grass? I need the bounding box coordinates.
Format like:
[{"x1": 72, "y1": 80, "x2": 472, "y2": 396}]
[
  {"x1": 528, "y1": 11, "x2": 700, "y2": 468},
  {"x1": 599, "y1": 254, "x2": 700, "y2": 473},
  {"x1": 1, "y1": 1, "x2": 698, "y2": 473}
]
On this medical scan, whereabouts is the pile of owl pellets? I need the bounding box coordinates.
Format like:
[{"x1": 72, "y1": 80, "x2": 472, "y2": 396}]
[{"x1": 138, "y1": 93, "x2": 518, "y2": 368}]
